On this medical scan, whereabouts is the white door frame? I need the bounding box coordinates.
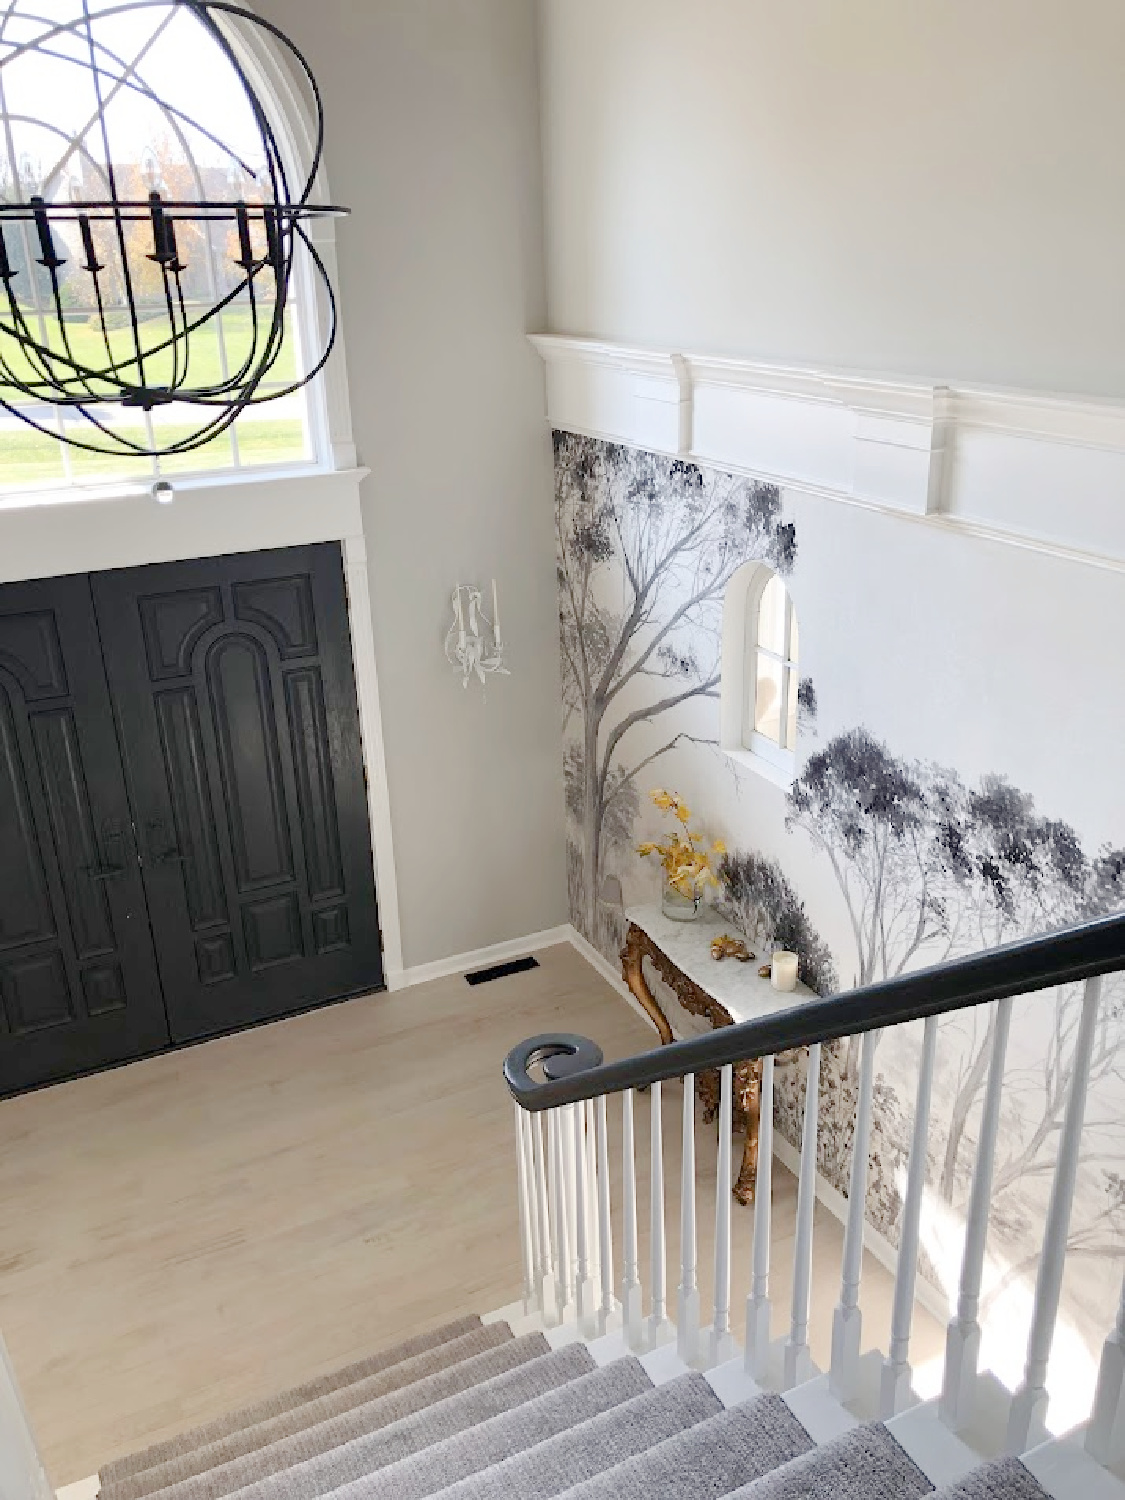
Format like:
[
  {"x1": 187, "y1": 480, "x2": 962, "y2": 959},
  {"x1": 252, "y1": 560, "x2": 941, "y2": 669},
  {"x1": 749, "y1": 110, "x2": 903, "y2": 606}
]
[{"x1": 0, "y1": 468, "x2": 404, "y2": 984}]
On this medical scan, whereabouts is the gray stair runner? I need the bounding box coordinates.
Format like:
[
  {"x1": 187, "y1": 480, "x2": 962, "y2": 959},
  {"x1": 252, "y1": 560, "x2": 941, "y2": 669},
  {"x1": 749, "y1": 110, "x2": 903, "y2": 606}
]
[
  {"x1": 98, "y1": 1317, "x2": 483, "y2": 1487},
  {"x1": 545, "y1": 1393, "x2": 813, "y2": 1500},
  {"x1": 226, "y1": 1348, "x2": 631, "y2": 1500},
  {"x1": 103, "y1": 1323, "x2": 513, "y2": 1500},
  {"x1": 727, "y1": 1420, "x2": 932, "y2": 1499},
  {"x1": 425, "y1": 1371, "x2": 721, "y2": 1500},
  {"x1": 932, "y1": 1457, "x2": 1052, "y2": 1499},
  {"x1": 101, "y1": 1331, "x2": 549, "y2": 1500},
  {"x1": 95, "y1": 1315, "x2": 1081, "y2": 1500}
]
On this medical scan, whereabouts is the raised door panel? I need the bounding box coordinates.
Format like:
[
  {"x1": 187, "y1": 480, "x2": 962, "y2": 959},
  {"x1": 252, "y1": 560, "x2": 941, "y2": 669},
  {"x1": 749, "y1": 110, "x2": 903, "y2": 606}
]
[
  {"x1": 0, "y1": 577, "x2": 169, "y2": 1095},
  {"x1": 92, "y1": 545, "x2": 383, "y2": 1042}
]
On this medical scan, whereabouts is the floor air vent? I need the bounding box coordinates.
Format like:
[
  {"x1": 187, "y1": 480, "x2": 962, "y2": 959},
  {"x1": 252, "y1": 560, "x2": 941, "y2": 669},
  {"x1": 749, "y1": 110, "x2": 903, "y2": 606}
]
[{"x1": 465, "y1": 955, "x2": 540, "y2": 986}]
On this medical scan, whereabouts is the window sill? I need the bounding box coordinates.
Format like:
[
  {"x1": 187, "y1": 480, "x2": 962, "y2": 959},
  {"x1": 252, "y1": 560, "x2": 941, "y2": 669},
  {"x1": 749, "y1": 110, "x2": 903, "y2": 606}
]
[
  {"x1": 0, "y1": 461, "x2": 369, "y2": 514},
  {"x1": 722, "y1": 744, "x2": 797, "y2": 792}
]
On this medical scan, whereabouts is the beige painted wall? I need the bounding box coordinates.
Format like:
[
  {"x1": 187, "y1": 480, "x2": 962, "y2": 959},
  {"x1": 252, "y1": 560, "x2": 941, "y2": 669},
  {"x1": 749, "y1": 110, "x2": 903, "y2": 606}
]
[
  {"x1": 258, "y1": 0, "x2": 566, "y2": 968},
  {"x1": 540, "y1": 0, "x2": 1125, "y2": 396}
]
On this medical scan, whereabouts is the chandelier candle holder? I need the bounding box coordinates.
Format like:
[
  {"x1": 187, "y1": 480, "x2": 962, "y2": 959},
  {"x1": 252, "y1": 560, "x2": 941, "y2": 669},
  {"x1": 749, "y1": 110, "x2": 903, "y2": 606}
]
[
  {"x1": 445, "y1": 581, "x2": 509, "y2": 690},
  {"x1": 0, "y1": 0, "x2": 347, "y2": 457}
]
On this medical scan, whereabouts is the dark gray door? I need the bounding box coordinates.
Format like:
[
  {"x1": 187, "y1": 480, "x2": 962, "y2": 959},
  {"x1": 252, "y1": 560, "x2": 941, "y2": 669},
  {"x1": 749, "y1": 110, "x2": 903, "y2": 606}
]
[
  {"x1": 0, "y1": 576, "x2": 169, "y2": 1094},
  {"x1": 92, "y1": 544, "x2": 384, "y2": 1043}
]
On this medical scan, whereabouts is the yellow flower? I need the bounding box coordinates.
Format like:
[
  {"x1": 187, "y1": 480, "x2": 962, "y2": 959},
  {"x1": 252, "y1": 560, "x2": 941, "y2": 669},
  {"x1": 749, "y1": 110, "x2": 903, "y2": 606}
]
[
  {"x1": 651, "y1": 789, "x2": 675, "y2": 811},
  {"x1": 674, "y1": 803, "x2": 692, "y2": 824},
  {"x1": 637, "y1": 842, "x2": 657, "y2": 857},
  {"x1": 712, "y1": 840, "x2": 727, "y2": 855}
]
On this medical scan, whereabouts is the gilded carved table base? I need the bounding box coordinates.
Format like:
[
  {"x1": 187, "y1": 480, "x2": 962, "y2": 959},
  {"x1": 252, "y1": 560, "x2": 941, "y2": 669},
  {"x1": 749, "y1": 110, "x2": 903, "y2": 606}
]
[{"x1": 620, "y1": 923, "x2": 762, "y2": 1205}]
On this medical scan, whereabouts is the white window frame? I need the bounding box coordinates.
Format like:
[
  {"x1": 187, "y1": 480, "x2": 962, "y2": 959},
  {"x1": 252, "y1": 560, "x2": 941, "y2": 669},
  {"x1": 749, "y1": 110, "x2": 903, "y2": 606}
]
[{"x1": 720, "y1": 561, "x2": 800, "y2": 789}]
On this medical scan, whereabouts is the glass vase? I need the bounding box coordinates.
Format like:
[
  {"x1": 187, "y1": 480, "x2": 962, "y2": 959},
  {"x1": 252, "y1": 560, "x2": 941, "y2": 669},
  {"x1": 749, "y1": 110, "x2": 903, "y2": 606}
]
[{"x1": 662, "y1": 880, "x2": 701, "y2": 922}]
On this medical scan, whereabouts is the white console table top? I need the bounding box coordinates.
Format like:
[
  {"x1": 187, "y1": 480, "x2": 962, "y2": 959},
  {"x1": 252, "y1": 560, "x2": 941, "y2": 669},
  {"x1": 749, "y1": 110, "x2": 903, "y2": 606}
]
[{"x1": 626, "y1": 903, "x2": 816, "y2": 1026}]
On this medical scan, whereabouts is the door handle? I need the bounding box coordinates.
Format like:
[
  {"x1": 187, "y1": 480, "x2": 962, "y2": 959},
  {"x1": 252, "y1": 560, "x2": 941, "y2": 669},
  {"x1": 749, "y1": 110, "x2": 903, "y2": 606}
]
[
  {"x1": 83, "y1": 821, "x2": 129, "y2": 880},
  {"x1": 146, "y1": 819, "x2": 185, "y2": 865}
]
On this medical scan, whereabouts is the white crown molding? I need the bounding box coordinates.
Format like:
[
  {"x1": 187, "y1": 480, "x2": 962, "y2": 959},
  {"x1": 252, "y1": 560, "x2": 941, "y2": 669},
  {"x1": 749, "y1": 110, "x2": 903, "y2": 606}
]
[{"x1": 530, "y1": 334, "x2": 1125, "y2": 567}]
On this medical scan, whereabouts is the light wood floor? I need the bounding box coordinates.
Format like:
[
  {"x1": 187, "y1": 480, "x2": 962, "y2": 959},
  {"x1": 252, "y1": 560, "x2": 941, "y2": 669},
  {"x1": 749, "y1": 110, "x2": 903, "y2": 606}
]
[{"x1": 0, "y1": 943, "x2": 943, "y2": 1484}]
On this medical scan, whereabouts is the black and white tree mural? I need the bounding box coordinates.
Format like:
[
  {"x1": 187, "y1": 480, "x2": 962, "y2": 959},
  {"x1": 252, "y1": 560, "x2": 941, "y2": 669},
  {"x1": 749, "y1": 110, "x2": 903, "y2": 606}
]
[
  {"x1": 785, "y1": 727, "x2": 1125, "y2": 1260},
  {"x1": 554, "y1": 429, "x2": 1125, "y2": 1345},
  {"x1": 556, "y1": 431, "x2": 795, "y2": 947}
]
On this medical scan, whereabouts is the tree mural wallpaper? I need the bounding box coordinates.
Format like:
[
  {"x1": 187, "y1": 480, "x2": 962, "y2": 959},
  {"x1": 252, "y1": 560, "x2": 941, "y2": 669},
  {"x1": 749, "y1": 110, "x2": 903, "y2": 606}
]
[
  {"x1": 555, "y1": 429, "x2": 1125, "y2": 1405},
  {"x1": 556, "y1": 429, "x2": 795, "y2": 954}
]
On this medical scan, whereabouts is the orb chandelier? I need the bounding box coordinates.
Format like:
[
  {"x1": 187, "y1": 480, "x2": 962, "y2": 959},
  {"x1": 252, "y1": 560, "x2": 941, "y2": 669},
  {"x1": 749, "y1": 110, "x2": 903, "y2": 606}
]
[{"x1": 0, "y1": 0, "x2": 347, "y2": 457}]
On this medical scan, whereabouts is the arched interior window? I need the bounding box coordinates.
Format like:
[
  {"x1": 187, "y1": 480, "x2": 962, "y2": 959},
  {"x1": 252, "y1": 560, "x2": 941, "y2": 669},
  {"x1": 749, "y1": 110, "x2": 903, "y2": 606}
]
[
  {"x1": 720, "y1": 561, "x2": 800, "y2": 784},
  {"x1": 0, "y1": 2, "x2": 321, "y2": 492},
  {"x1": 746, "y1": 571, "x2": 799, "y2": 759}
]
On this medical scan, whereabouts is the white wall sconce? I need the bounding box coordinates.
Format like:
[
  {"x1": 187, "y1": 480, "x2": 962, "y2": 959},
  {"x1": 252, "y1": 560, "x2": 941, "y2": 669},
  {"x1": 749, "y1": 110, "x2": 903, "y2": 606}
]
[{"x1": 445, "y1": 580, "x2": 510, "y2": 689}]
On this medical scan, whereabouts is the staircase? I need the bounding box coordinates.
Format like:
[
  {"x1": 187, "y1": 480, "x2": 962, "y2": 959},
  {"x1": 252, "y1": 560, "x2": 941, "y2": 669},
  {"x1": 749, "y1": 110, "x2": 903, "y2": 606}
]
[
  {"x1": 44, "y1": 1305, "x2": 1121, "y2": 1500},
  {"x1": 2, "y1": 916, "x2": 1125, "y2": 1499}
]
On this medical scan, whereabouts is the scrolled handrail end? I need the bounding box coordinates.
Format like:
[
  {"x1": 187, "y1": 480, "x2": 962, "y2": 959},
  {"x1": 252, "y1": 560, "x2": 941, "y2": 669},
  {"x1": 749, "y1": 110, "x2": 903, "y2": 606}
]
[{"x1": 503, "y1": 1032, "x2": 604, "y2": 1110}]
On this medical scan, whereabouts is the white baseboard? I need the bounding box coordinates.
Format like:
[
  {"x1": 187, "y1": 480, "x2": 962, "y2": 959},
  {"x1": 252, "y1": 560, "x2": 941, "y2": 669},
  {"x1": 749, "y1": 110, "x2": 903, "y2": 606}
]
[
  {"x1": 385, "y1": 925, "x2": 572, "y2": 992},
  {"x1": 563, "y1": 924, "x2": 685, "y2": 1040}
]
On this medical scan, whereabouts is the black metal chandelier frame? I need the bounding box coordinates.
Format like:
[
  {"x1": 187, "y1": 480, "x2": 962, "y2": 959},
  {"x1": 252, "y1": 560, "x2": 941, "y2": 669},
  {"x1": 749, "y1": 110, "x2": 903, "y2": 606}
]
[{"x1": 0, "y1": 0, "x2": 348, "y2": 458}]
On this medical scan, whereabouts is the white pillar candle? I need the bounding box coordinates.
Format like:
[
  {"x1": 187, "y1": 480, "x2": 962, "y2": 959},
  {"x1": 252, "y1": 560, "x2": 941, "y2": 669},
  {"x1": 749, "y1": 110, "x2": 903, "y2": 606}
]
[
  {"x1": 492, "y1": 578, "x2": 502, "y2": 647},
  {"x1": 771, "y1": 950, "x2": 799, "y2": 992}
]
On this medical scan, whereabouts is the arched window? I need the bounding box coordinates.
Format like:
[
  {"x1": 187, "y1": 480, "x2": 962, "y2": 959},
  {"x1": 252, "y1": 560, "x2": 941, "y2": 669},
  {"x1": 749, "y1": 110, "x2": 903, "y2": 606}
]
[
  {"x1": 720, "y1": 562, "x2": 800, "y2": 784},
  {"x1": 746, "y1": 571, "x2": 799, "y2": 759},
  {"x1": 0, "y1": 2, "x2": 330, "y2": 493}
]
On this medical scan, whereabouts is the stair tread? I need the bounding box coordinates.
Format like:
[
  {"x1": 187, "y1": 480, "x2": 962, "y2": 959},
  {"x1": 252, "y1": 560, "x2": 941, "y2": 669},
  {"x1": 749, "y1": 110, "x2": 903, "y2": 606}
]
[
  {"x1": 421, "y1": 1370, "x2": 720, "y2": 1500},
  {"x1": 546, "y1": 1393, "x2": 813, "y2": 1500},
  {"x1": 99, "y1": 1317, "x2": 483, "y2": 1487},
  {"x1": 932, "y1": 1457, "x2": 1053, "y2": 1500},
  {"x1": 727, "y1": 1420, "x2": 933, "y2": 1499},
  {"x1": 101, "y1": 1332, "x2": 550, "y2": 1500},
  {"x1": 232, "y1": 1349, "x2": 637, "y2": 1500},
  {"x1": 100, "y1": 1325, "x2": 514, "y2": 1500}
]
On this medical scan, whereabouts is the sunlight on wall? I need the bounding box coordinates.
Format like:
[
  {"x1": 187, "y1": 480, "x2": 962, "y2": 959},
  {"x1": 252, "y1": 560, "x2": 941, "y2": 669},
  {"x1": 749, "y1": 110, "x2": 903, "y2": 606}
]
[{"x1": 914, "y1": 1174, "x2": 1097, "y2": 1434}]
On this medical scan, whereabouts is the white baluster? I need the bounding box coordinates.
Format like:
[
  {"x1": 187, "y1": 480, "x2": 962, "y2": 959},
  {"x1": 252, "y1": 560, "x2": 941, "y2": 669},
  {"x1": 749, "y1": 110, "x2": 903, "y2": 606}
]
[
  {"x1": 880, "y1": 1014, "x2": 939, "y2": 1417},
  {"x1": 784, "y1": 1042, "x2": 821, "y2": 1389},
  {"x1": 830, "y1": 1029, "x2": 877, "y2": 1402},
  {"x1": 532, "y1": 1109, "x2": 557, "y2": 1320},
  {"x1": 940, "y1": 997, "x2": 1012, "y2": 1431},
  {"x1": 562, "y1": 1099, "x2": 579, "y2": 1291},
  {"x1": 677, "y1": 1074, "x2": 701, "y2": 1364},
  {"x1": 549, "y1": 1108, "x2": 573, "y2": 1324},
  {"x1": 647, "y1": 1080, "x2": 674, "y2": 1347},
  {"x1": 621, "y1": 1088, "x2": 644, "y2": 1348},
  {"x1": 585, "y1": 1099, "x2": 601, "y2": 1289},
  {"x1": 514, "y1": 1104, "x2": 536, "y2": 1315},
  {"x1": 522, "y1": 1109, "x2": 544, "y2": 1309},
  {"x1": 573, "y1": 1101, "x2": 599, "y2": 1335},
  {"x1": 1007, "y1": 975, "x2": 1103, "y2": 1452},
  {"x1": 709, "y1": 1064, "x2": 737, "y2": 1367},
  {"x1": 1087, "y1": 1271, "x2": 1125, "y2": 1468},
  {"x1": 745, "y1": 1055, "x2": 774, "y2": 1381},
  {"x1": 596, "y1": 1094, "x2": 616, "y2": 1334}
]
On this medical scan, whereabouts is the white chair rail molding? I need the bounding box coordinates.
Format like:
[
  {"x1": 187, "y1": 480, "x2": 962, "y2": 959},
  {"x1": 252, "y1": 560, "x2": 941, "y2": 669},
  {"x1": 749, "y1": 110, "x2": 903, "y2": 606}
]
[{"x1": 529, "y1": 334, "x2": 1125, "y2": 570}]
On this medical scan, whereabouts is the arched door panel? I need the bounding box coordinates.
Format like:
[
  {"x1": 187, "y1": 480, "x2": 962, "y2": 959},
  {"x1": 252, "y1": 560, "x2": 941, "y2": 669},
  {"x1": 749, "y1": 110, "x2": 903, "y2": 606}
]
[{"x1": 91, "y1": 545, "x2": 383, "y2": 1042}]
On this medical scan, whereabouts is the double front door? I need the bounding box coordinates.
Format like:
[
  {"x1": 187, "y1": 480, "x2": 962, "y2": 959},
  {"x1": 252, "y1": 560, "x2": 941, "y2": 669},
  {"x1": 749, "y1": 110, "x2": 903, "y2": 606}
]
[{"x1": 0, "y1": 544, "x2": 383, "y2": 1096}]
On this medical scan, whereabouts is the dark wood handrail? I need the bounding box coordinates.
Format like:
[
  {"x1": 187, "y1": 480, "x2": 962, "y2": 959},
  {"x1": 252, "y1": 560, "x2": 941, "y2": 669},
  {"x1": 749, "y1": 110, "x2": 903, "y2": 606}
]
[{"x1": 503, "y1": 910, "x2": 1125, "y2": 1111}]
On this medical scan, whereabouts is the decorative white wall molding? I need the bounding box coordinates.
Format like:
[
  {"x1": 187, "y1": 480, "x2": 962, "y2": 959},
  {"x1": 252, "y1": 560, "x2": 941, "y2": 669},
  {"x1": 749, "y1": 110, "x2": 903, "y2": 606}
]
[
  {"x1": 529, "y1": 336, "x2": 691, "y2": 459},
  {"x1": 530, "y1": 334, "x2": 1125, "y2": 567}
]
